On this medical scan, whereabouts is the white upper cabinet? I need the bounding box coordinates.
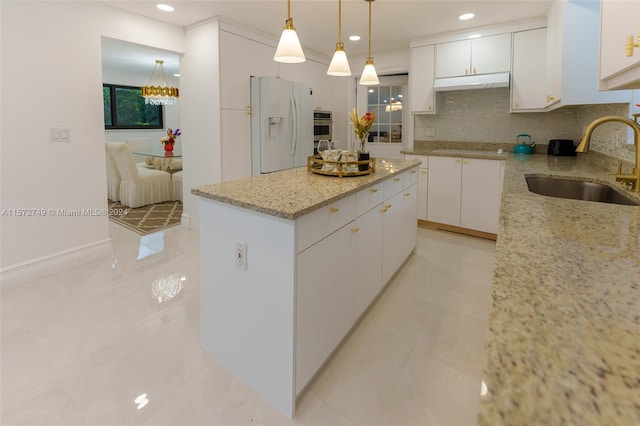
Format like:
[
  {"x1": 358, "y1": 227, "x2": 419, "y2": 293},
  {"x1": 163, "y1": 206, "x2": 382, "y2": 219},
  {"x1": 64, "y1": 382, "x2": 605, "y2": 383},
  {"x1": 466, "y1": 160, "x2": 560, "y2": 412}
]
[
  {"x1": 560, "y1": 0, "x2": 631, "y2": 101},
  {"x1": 436, "y1": 33, "x2": 511, "y2": 78},
  {"x1": 512, "y1": 28, "x2": 547, "y2": 111},
  {"x1": 410, "y1": 44, "x2": 436, "y2": 114},
  {"x1": 219, "y1": 30, "x2": 251, "y2": 110},
  {"x1": 600, "y1": 0, "x2": 640, "y2": 89},
  {"x1": 303, "y1": 60, "x2": 333, "y2": 112}
]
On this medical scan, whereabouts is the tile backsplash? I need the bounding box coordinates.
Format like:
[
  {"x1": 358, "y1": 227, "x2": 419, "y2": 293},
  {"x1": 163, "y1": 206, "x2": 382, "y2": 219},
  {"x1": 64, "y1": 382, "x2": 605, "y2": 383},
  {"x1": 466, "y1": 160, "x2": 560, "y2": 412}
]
[{"x1": 413, "y1": 88, "x2": 634, "y2": 164}]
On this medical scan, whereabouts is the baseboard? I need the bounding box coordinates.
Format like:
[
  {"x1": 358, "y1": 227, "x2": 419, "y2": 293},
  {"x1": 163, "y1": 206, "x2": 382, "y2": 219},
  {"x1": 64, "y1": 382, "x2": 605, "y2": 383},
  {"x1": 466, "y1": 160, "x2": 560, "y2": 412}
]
[
  {"x1": 0, "y1": 239, "x2": 113, "y2": 288},
  {"x1": 420, "y1": 220, "x2": 497, "y2": 241}
]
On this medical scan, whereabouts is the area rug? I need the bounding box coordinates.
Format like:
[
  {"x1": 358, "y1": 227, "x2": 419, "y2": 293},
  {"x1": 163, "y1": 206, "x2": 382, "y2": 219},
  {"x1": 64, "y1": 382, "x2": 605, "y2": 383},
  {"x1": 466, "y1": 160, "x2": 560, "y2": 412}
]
[{"x1": 108, "y1": 200, "x2": 182, "y2": 235}]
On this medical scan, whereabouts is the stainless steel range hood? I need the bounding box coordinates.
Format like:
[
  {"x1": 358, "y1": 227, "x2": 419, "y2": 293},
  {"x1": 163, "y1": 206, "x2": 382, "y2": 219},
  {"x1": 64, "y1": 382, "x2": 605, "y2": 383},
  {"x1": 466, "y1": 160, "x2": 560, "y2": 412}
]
[{"x1": 433, "y1": 72, "x2": 510, "y2": 91}]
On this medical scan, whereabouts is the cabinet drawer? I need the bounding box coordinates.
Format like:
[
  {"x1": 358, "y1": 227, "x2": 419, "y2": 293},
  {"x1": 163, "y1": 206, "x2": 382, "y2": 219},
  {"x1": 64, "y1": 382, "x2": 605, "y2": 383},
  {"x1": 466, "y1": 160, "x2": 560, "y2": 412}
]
[
  {"x1": 297, "y1": 195, "x2": 356, "y2": 252},
  {"x1": 405, "y1": 167, "x2": 419, "y2": 187},
  {"x1": 356, "y1": 184, "x2": 384, "y2": 216},
  {"x1": 384, "y1": 173, "x2": 405, "y2": 199}
]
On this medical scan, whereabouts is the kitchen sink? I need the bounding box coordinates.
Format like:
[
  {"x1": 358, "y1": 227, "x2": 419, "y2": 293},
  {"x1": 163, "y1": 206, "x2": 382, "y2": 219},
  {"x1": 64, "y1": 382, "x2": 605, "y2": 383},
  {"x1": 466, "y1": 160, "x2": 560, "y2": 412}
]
[{"x1": 525, "y1": 175, "x2": 639, "y2": 206}]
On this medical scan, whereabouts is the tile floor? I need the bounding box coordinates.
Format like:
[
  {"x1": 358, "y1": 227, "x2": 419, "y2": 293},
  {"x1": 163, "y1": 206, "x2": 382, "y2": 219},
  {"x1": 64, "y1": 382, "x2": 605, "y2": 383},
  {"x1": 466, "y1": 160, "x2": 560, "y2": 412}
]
[{"x1": 1, "y1": 223, "x2": 496, "y2": 426}]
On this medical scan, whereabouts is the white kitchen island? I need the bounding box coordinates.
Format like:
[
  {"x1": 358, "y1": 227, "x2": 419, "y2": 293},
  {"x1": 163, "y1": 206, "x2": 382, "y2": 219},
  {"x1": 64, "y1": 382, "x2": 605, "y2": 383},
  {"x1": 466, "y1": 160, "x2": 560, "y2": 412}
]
[{"x1": 192, "y1": 158, "x2": 420, "y2": 419}]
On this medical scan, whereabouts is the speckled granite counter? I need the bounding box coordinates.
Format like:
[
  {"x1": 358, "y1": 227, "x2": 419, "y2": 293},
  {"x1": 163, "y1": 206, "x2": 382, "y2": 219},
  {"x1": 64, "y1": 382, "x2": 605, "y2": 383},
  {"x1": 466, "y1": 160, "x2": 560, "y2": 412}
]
[
  {"x1": 191, "y1": 158, "x2": 420, "y2": 220},
  {"x1": 478, "y1": 154, "x2": 640, "y2": 425}
]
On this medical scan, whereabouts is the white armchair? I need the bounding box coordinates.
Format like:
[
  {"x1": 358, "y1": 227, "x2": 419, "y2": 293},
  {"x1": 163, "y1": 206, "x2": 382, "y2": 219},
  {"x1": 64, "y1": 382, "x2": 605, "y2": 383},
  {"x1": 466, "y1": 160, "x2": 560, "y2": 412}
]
[
  {"x1": 125, "y1": 138, "x2": 154, "y2": 169},
  {"x1": 105, "y1": 143, "x2": 121, "y2": 202},
  {"x1": 171, "y1": 170, "x2": 183, "y2": 202},
  {"x1": 107, "y1": 142, "x2": 171, "y2": 208}
]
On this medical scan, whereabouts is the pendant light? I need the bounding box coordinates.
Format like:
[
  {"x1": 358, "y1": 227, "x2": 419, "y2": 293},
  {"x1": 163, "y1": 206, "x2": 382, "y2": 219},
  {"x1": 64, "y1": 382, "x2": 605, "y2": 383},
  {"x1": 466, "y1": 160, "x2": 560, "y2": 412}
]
[
  {"x1": 141, "y1": 59, "x2": 179, "y2": 106},
  {"x1": 274, "y1": 0, "x2": 305, "y2": 63},
  {"x1": 327, "y1": 0, "x2": 351, "y2": 76},
  {"x1": 359, "y1": 0, "x2": 379, "y2": 85}
]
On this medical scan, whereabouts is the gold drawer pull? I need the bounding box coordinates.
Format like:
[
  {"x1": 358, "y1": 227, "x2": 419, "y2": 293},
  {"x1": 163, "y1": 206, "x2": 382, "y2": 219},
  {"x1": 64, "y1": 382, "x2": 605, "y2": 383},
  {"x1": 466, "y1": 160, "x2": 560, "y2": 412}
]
[
  {"x1": 626, "y1": 33, "x2": 640, "y2": 57},
  {"x1": 330, "y1": 207, "x2": 340, "y2": 213},
  {"x1": 455, "y1": 159, "x2": 462, "y2": 163},
  {"x1": 403, "y1": 192, "x2": 410, "y2": 197},
  {"x1": 393, "y1": 177, "x2": 401, "y2": 182},
  {"x1": 370, "y1": 188, "x2": 379, "y2": 193},
  {"x1": 351, "y1": 227, "x2": 360, "y2": 233}
]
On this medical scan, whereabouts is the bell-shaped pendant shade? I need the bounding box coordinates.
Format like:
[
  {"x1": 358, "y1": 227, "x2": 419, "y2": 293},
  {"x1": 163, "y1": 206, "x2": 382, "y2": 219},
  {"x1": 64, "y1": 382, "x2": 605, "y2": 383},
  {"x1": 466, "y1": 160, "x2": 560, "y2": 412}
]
[
  {"x1": 359, "y1": 58, "x2": 379, "y2": 85},
  {"x1": 274, "y1": 21, "x2": 305, "y2": 63},
  {"x1": 327, "y1": 44, "x2": 351, "y2": 76}
]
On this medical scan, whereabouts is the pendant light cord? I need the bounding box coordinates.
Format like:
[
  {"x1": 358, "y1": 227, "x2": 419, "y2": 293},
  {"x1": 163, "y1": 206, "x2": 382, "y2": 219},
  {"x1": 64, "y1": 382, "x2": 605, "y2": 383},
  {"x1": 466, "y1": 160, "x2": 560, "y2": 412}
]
[
  {"x1": 338, "y1": 0, "x2": 342, "y2": 44},
  {"x1": 367, "y1": 0, "x2": 372, "y2": 58}
]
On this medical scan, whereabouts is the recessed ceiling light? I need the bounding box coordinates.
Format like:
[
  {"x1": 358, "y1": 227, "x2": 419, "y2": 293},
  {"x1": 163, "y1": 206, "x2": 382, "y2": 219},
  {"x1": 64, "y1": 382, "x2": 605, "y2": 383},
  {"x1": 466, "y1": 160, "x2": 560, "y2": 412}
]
[
  {"x1": 468, "y1": 34, "x2": 482, "y2": 39},
  {"x1": 348, "y1": 35, "x2": 361, "y2": 41},
  {"x1": 156, "y1": 4, "x2": 174, "y2": 12},
  {"x1": 459, "y1": 13, "x2": 475, "y2": 21}
]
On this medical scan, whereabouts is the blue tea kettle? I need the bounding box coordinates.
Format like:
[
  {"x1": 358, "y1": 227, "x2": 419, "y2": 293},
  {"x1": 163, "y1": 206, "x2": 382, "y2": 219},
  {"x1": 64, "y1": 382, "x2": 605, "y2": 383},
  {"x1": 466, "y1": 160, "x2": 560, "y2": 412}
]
[{"x1": 514, "y1": 133, "x2": 536, "y2": 154}]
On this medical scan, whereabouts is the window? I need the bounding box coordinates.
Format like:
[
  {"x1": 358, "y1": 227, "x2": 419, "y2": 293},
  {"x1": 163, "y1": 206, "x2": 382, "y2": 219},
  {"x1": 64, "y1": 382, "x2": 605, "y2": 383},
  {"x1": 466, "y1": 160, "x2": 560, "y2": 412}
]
[
  {"x1": 366, "y1": 84, "x2": 404, "y2": 143},
  {"x1": 103, "y1": 84, "x2": 163, "y2": 129}
]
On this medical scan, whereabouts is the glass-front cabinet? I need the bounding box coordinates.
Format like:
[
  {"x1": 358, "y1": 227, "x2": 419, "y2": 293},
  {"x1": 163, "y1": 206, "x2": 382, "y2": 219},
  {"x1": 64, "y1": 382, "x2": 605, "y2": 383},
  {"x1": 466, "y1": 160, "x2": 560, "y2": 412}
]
[{"x1": 367, "y1": 84, "x2": 404, "y2": 143}]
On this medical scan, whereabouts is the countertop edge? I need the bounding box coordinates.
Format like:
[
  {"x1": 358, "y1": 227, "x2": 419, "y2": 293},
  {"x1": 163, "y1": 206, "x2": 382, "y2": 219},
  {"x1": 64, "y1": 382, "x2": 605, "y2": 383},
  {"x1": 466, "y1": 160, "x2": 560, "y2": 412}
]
[{"x1": 192, "y1": 158, "x2": 421, "y2": 220}]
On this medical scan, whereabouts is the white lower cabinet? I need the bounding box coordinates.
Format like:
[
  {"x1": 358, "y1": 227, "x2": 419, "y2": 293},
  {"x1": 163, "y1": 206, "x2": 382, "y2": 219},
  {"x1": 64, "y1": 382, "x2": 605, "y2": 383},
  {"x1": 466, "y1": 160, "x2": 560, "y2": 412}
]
[
  {"x1": 295, "y1": 167, "x2": 418, "y2": 394},
  {"x1": 382, "y1": 184, "x2": 418, "y2": 284},
  {"x1": 296, "y1": 222, "x2": 355, "y2": 394},
  {"x1": 427, "y1": 156, "x2": 462, "y2": 227},
  {"x1": 404, "y1": 155, "x2": 428, "y2": 220},
  {"x1": 353, "y1": 205, "x2": 384, "y2": 320},
  {"x1": 427, "y1": 156, "x2": 503, "y2": 234}
]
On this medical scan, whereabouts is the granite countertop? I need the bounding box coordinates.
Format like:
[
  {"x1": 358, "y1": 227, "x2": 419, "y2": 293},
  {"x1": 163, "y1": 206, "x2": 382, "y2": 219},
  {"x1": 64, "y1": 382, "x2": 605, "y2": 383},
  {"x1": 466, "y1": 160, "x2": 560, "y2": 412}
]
[
  {"x1": 479, "y1": 154, "x2": 640, "y2": 425},
  {"x1": 191, "y1": 158, "x2": 420, "y2": 220}
]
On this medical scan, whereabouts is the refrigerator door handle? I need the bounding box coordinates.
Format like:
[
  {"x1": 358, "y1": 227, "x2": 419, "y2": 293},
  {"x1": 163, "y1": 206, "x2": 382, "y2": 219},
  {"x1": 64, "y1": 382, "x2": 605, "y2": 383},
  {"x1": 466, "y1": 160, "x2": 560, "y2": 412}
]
[{"x1": 290, "y1": 95, "x2": 298, "y2": 156}]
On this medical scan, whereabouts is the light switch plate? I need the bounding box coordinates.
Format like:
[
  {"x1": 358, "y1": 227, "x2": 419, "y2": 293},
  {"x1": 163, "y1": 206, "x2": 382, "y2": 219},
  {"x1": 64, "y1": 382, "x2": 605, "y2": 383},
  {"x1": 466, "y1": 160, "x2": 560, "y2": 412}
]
[{"x1": 50, "y1": 127, "x2": 71, "y2": 142}]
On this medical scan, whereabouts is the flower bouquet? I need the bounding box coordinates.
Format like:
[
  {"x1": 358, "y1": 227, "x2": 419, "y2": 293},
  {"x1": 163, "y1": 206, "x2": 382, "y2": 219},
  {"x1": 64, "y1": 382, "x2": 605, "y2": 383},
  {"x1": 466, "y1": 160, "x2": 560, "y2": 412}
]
[
  {"x1": 161, "y1": 128, "x2": 181, "y2": 152},
  {"x1": 349, "y1": 108, "x2": 375, "y2": 152}
]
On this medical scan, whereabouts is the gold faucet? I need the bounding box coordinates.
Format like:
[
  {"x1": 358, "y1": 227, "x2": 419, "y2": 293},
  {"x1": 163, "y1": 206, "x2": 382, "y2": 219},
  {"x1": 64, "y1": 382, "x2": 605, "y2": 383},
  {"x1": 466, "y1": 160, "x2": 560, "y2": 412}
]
[{"x1": 575, "y1": 116, "x2": 640, "y2": 192}]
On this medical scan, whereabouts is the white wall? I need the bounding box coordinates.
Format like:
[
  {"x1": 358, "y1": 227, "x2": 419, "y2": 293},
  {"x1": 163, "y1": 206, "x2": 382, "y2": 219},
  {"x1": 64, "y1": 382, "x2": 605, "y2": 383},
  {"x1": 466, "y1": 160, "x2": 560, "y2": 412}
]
[
  {"x1": 0, "y1": 1, "x2": 185, "y2": 283},
  {"x1": 181, "y1": 19, "x2": 223, "y2": 231}
]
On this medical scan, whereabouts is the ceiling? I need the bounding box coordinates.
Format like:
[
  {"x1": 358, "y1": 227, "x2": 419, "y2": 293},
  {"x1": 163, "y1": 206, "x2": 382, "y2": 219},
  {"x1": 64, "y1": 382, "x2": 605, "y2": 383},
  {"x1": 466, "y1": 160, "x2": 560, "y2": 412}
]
[{"x1": 101, "y1": 0, "x2": 551, "y2": 76}]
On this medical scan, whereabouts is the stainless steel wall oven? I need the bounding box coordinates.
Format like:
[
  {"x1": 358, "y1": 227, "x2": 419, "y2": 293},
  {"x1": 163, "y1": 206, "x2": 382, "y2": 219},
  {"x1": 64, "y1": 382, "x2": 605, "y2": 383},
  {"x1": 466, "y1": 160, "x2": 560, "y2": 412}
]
[{"x1": 313, "y1": 110, "x2": 332, "y2": 153}]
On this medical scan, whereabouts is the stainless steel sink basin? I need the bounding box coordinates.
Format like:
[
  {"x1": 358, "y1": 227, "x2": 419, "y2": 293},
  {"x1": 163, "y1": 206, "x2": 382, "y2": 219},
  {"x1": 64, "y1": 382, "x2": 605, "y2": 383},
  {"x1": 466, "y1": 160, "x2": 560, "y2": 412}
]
[{"x1": 525, "y1": 175, "x2": 639, "y2": 206}]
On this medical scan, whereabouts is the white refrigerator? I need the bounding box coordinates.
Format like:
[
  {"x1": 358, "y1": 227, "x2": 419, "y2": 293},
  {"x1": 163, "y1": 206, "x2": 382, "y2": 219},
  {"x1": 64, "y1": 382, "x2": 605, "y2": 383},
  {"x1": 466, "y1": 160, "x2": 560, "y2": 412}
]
[{"x1": 251, "y1": 76, "x2": 314, "y2": 175}]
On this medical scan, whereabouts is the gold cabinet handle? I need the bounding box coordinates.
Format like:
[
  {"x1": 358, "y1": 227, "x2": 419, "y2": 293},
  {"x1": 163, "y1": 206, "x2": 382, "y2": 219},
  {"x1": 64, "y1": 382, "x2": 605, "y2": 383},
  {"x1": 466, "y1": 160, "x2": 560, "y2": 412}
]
[
  {"x1": 246, "y1": 106, "x2": 251, "y2": 116},
  {"x1": 386, "y1": 204, "x2": 392, "y2": 210},
  {"x1": 473, "y1": 67, "x2": 476, "y2": 74},
  {"x1": 465, "y1": 68, "x2": 468, "y2": 75},
  {"x1": 626, "y1": 32, "x2": 640, "y2": 57},
  {"x1": 463, "y1": 159, "x2": 470, "y2": 164},
  {"x1": 410, "y1": 170, "x2": 417, "y2": 174},
  {"x1": 455, "y1": 159, "x2": 462, "y2": 163},
  {"x1": 403, "y1": 192, "x2": 410, "y2": 197},
  {"x1": 514, "y1": 102, "x2": 520, "y2": 109},
  {"x1": 393, "y1": 177, "x2": 401, "y2": 182},
  {"x1": 546, "y1": 95, "x2": 555, "y2": 102},
  {"x1": 351, "y1": 227, "x2": 360, "y2": 233},
  {"x1": 329, "y1": 207, "x2": 340, "y2": 213},
  {"x1": 380, "y1": 206, "x2": 387, "y2": 213},
  {"x1": 428, "y1": 105, "x2": 433, "y2": 111},
  {"x1": 421, "y1": 170, "x2": 427, "y2": 175},
  {"x1": 369, "y1": 188, "x2": 379, "y2": 193}
]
